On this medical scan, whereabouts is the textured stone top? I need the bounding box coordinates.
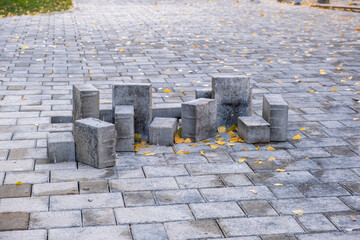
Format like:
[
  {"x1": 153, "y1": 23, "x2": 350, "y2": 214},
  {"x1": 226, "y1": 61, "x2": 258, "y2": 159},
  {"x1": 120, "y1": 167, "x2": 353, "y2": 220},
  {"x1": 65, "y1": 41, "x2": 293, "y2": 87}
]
[
  {"x1": 264, "y1": 94, "x2": 288, "y2": 106},
  {"x1": 113, "y1": 83, "x2": 152, "y2": 87},
  {"x1": 115, "y1": 105, "x2": 134, "y2": 117},
  {"x1": 75, "y1": 118, "x2": 114, "y2": 128},
  {"x1": 150, "y1": 117, "x2": 177, "y2": 128},
  {"x1": 239, "y1": 116, "x2": 270, "y2": 127},
  {"x1": 182, "y1": 98, "x2": 214, "y2": 106},
  {"x1": 47, "y1": 132, "x2": 74, "y2": 143},
  {"x1": 74, "y1": 84, "x2": 98, "y2": 92}
]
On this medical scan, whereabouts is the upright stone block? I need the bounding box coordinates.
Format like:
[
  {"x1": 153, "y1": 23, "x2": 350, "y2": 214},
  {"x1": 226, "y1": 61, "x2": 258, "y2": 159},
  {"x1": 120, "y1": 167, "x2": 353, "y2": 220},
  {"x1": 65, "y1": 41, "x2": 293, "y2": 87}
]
[
  {"x1": 99, "y1": 105, "x2": 113, "y2": 123},
  {"x1": 47, "y1": 132, "x2": 75, "y2": 163},
  {"x1": 149, "y1": 117, "x2": 177, "y2": 146},
  {"x1": 112, "y1": 83, "x2": 152, "y2": 139},
  {"x1": 152, "y1": 103, "x2": 181, "y2": 120},
  {"x1": 212, "y1": 76, "x2": 252, "y2": 127},
  {"x1": 238, "y1": 116, "x2": 270, "y2": 144},
  {"x1": 262, "y1": 94, "x2": 288, "y2": 141},
  {"x1": 181, "y1": 98, "x2": 217, "y2": 142},
  {"x1": 73, "y1": 118, "x2": 116, "y2": 169},
  {"x1": 73, "y1": 84, "x2": 99, "y2": 122},
  {"x1": 115, "y1": 105, "x2": 134, "y2": 152},
  {"x1": 195, "y1": 89, "x2": 212, "y2": 99}
]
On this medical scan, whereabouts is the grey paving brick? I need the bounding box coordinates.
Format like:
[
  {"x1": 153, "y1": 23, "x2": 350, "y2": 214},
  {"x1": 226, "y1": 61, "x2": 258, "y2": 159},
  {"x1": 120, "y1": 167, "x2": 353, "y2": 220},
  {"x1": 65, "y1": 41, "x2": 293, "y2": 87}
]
[
  {"x1": 297, "y1": 183, "x2": 350, "y2": 197},
  {"x1": 131, "y1": 223, "x2": 168, "y2": 240},
  {"x1": 0, "y1": 212, "x2": 29, "y2": 231},
  {"x1": 4, "y1": 171, "x2": 48, "y2": 184},
  {"x1": 190, "y1": 202, "x2": 245, "y2": 219},
  {"x1": 221, "y1": 174, "x2": 253, "y2": 187},
  {"x1": 329, "y1": 213, "x2": 360, "y2": 231},
  {"x1": 115, "y1": 205, "x2": 193, "y2": 224},
  {"x1": 312, "y1": 157, "x2": 360, "y2": 169},
  {"x1": 82, "y1": 208, "x2": 116, "y2": 226},
  {"x1": 297, "y1": 213, "x2": 337, "y2": 232},
  {"x1": 219, "y1": 216, "x2": 304, "y2": 236},
  {"x1": 340, "y1": 196, "x2": 360, "y2": 210},
  {"x1": 32, "y1": 182, "x2": 78, "y2": 196},
  {"x1": 50, "y1": 193, "x2": 124, "y2": 210},
  {"x1": 165, "y1": 220, "x2": 223, "y2": 239},
  {"x1": 143, "y1": 165, "x2": 189, "y2": 177},
  {"x1": 248, "y1": 171, "x2": 319, "y2": 185},
  {"x1": 311, "y1": 169, "x2": 360, "y2": 183},
  {"x1": 155, "y1": 189, "x2": 204, "y2": 205},
  {"x1": 0, "y1": 230, "x2": 47, "y2": 240},
  {"x1": 29, "y1": 211, "x2": 81, "y2": 229},
  {"x1": 0, "y1": 196, "x2": 48, "y2": 213},
  {"x1": 0, "y1": 184, "x2": 31, "y2": 198},
  {"x1": 80, "y1": 180, "x2": 109, "y2": 194},
  {"x1": 48, "y1": 226, "x2": 131, "y2": 240},
  {"x1": 343, "y1": 182, "x2": 360, "y2": 195},
  {"x1": 240, "y1": 200, "x2": 278, "y2": 217},
  {"x1": 123, "y1": 191, "x2": 155, "y2": 207},
  {"x1": 200, "y1": 186, "x2": 275, "y2": 202},
  {"x1": 51, "y1": 168, "x2": 115, "y2": 182},
  {"x1": 272, "y1": 197, "x2": 350, "y2": 214},
  {"x1": 164, "y1": 153, "x2": 207, "y2": 165},
  {"x1": 176, "y1": 175, "x2": 223, "y2": 189},
  {"x1": 186, "y1": 163, "x2": 252, "y2": 175},
  {"x1": 296, "y1": 232, "x2": 360, "y2": 240},
  {"x1": 110, "y1": 177, "x2": 178, "y2": 192}
]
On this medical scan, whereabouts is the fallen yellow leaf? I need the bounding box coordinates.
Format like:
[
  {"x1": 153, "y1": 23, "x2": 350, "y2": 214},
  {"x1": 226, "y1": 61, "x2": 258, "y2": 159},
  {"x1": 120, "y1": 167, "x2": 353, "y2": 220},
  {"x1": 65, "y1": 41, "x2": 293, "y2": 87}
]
[
  {"x1": 176, "y1": 150, "x2": 184, "y2": 154},
  {"x1": 190, "y1": 144, "x2": 198, "y2": 147},
  {"x1": 209, "y1": 144, "x2": 220, "y2": 149},
  {"x1": 350, "y1": 215, "x2": 356, "y2": 221},
  {"x1": 308, "y1": 90, "x2": 315, "y2": 93},
  {"x1": 255, "y1": 146, "x2": 259, "y2": 151},
  {"x1": 267, "y1": 146, "x2": 276, "y2": 151},
  {"x1": 119, "y1": 49, "x2": 125, "y2": 52},
  {"x1": 268, "y1": 157, "x2": 275, "y2": 161},
  {"x1": 15, "y1": 181, "x2": 22, "y2": 185},
  {"x1": 277, "y1": 169, "x2": 286, "y2": 172},
  {"x1": 184, "y1": 138, "x2": 192, "y2": 143},
  {"x1": 320, "y1": 70, "x2": 327, "y2": 75},
  {"x1": 300, "y1": 128, "x2": 306, "y2": 131},
  {"x1": 356, "y1": 28, "x2": 360, "y2": 31},
  {"x1": 354, "y1": 118, "x2": 359, "y2": 121},
  {"x1": 250, "y1": 190, "x2": 258, "y2": 194},
  {"x1": 201, "y1": 150, "x2": 205, "y2": 156},
  {"x1": 164, "y1": 88, "x2": 171, "y2": 93},
  {"x1": 215, "y1": 140, "x2": 226, "y2": 145},
  {"x1": 217, "y1": 126, "x2": 226, "y2": 133},
  {"x1": 255, "y1": 161, "x2": 263, "y2": 164},
  {"x1": 241, "y1": 147, "x2": 249, "y2": 151},
  {"x1": 292, "y1": 208, "x2": 304, "y2": 215},
  {"x1": 238, "y1": 158, "x2": 246, "y2": 162},
  {"x1": 273, "y1": 183, "x2": 283, "y2": 186},
  {"x1": 292, "y1": 134, "x2": 301, "y2": 140},
  {"x1": 180, "y1": 89, "x2": 184, "y2": 93},
  {"x1": 332, "y1": 88, "x2": 338, "y2": 92}
]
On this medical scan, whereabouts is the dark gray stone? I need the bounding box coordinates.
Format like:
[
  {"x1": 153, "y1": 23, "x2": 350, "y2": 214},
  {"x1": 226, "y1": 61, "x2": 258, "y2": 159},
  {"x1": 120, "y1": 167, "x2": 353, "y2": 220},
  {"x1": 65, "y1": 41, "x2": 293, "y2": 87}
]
[
  {"x1": 132, "y1": 223, "x2": 168, "y2": 240},
  {"x1": 112, "y1": 83, "x2": 152, "y2": 139},
  {"x1": 296, "y1": 214, "x2": 337, "y2": 232},
  {"x1": 181, "y1": 98, "x2": 217, "y2": 142},
  {"x1": 73, "y1": 118, "x2": 116, "y2": 169},
  {"x1": 73, "y1": 84, "x2": 99, "y2": 122},
  {"x1": 51, "y1": 115, "x2": 73, "y2": 124},
  {"x1": 238, "y1": 116, "x2": 270, "y2": 143},
  {"x1": 149, "y1": 117, "x2": 177, "y2": 146},
  {"x1": 99, "y1": 106, "x2": 113, "y2": 123},
  {"x1": 240, "y1": 200, "x2": 278, "y2": 217},
  {"x1": 152, "y1": 103, "x2": 181, "y2": 119},
  {"x1": 47, "y1": 132, "x2": 75, "y2": 163},
  {"x1": 114, "y1": 105, "x2": 134, "y2": 152},
  {"x1": 195, "y1": 88, "x2": 212, "y2": 99},
  {"x1": 262, "y1": 94, "x2": 288, "y2": 141},
  {"x1": 212, "y1": 76, "x2": 252, "y2": 127}
]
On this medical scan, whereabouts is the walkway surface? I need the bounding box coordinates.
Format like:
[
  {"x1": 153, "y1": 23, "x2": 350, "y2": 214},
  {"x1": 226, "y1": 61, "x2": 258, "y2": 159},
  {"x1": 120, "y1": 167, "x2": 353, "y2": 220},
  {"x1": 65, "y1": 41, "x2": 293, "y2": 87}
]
[{"x1": 0, "y1": 0, "x2": 360, "y2": 239}]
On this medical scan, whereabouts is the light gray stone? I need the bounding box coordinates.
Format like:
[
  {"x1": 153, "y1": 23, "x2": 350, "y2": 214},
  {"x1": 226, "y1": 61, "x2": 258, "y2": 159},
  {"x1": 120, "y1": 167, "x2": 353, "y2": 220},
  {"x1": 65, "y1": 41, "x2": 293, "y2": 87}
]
[
  {"x1": 82, "y1": 208, "x2": 116, "y2": 226},
  {"x1": 297, "y1": 214, "x2": 337, "y2": 232},
  {"x1": 238, "y1": 116, "x2": 270, "y2": 143},
  {"x1": 0, "y1": 196, "x2": 48, "y2": 213},
  {"x1": 51, "y1": 168, "x2": 114, "y2": 182},
  {"x1": 112, "y1": 83, "x2": 152, "y2": 139},
  {"x1": 115, "y1": 105, "x2": 134, "y2": 151},
  {"x1": 110, "y1": 177, "x2": 178, "y2": 192},
  {"x1": 114, "y1": 205, "x2": 193, "y2": 224},
  {"x1": 72, "y1": 84, "x2": 99, "y2": 122},
  {"x1": 32, "y1": 182, "x2": 78, "y2": 196},
  {"x1": 212, "y1": 76, "x2": 252, "y2": 127},
  {"x1": 181, "y1": 98, "x2": 217, "y2": 141},
  {"x1": 195, "y1": 88, "x2": 212, "y2": 99},
  {"x1": 47, "y1": 132, "x2": 75, "y2": 163},
  {"x1": 190, "y1": 202, "x2": 245, "y2": 219},
  {"x1": 297, "y1": 232, "x2": 360, "y2": 240},
  {"x1": 73, "y1": 118, "x2": 116, "y2": 168},
  {"x1": 165, "y1": 220, "x2": 223, "y2": 240},
  {"x1": 149, "y1": 117, "x2": 177, "y2": 146},
  {"x1": 131, "y1": 223, "x2": 168, "y2": 240},
  {"x1": 48, "y1": 226, "x2": 131, "y2": 240},
  {"x1": 29, "y1": 211, "x2": 81, "y2": 229},
  {"x1": 262, "y1": 94, "x2": 288, "y2": 141},
  {"x1": 152, "y1": 103, "x2": 181, "y2": 119},
  {"x1": 218, "y1": 216, "x2": 304, "y2": 236},
  {"x1": 0, "y1": 230, "x2": 47, "y2": 240}
]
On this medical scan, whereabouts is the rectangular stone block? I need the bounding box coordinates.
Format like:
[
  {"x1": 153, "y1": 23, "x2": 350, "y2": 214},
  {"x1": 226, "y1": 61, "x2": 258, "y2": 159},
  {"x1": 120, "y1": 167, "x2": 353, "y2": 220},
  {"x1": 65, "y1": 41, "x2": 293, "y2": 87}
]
[
  {"x1": 152, "y1": 103, "x2": 181, "y2": 119},
  {"x1": 112, "y1": 83, "x2": 152, "y2": 139},
  {"x1": 72, "y1": 84, "x2": 99, "y2": 122},
  {"x1": 48, "y1": 226, "x2": 131, "y2": 240},
  {"x1": 181, "y1": 98, "x2": 217, "y2": 142},
  {"x1": 73, "y1": 118, "x2": 116, "y2": 169},
  {"x1": 262, "y1": 94, "x2": 288, "y2": 141},
  {"x1": 99, "y1": 106, "x2": 114, "y2": 123},
  {"x1": 0, "y1": 212, "x2": 29, "y2": 231},
  {"x1": 47, "y1": 132, "x2": 76, "y2": 163},
  {"x1": 115, "y1": 105, "x2": 134, "y2": 151},
  {"x1": 212, "y1": 76, "x2": 252, "y2": 127},
  {"x1": 238, "y1": 116, "x2": 270, "y2": 143},
  {"x1": 149, "y1": 117, "x2": 177, "y2": 146},
  {"x1": 195, "y1": 88, "x2": 212, "y2": 99}
]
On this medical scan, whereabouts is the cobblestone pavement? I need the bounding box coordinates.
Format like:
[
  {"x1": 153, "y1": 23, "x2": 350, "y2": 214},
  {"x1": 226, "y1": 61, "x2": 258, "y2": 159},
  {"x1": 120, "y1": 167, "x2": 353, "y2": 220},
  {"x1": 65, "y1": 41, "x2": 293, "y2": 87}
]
[{"x1": 0, "y1": 0, "x2": 360, "y2": 239}]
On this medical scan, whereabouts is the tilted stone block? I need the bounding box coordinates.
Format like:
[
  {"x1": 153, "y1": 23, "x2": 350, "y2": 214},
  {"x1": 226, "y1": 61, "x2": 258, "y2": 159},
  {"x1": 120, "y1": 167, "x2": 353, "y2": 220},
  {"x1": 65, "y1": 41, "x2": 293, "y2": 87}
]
[
  {"x1": 195, "y1": 88, "x2": 212, "y2": 99},
  {"x1": 181, "y1": 98, "x2": 217, "y2": 142},
  {"x1": 149, "y1": 117, "x2": 178, "y2": 146},
  {"x1": 47, "y1": 132, "x2": 75, "y2": 163},
  {"x1": 115, "y1": 105, "x2": 134, "y2": 152},
  {"x1": 72, "y1": 84, "x2": 99, "y2": 122},
  {"x1": 212, "y1": 76, "x2": 252, "y2": 127},
  {"x1": 238, "y1": 116, "x2": 270, "y2": 143},
  {"x1": 73, "y1": 118, "x2": 116, "y2": 169},
  {"x1": 112, "y1": 83, "x2": 152, "y2": 139},
  {"x1": 152, "y1": 103, "x2": 181, "y2": 120},
  {"x1": 262, "y1": 94, "x2": 288, "y2": 141}
]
